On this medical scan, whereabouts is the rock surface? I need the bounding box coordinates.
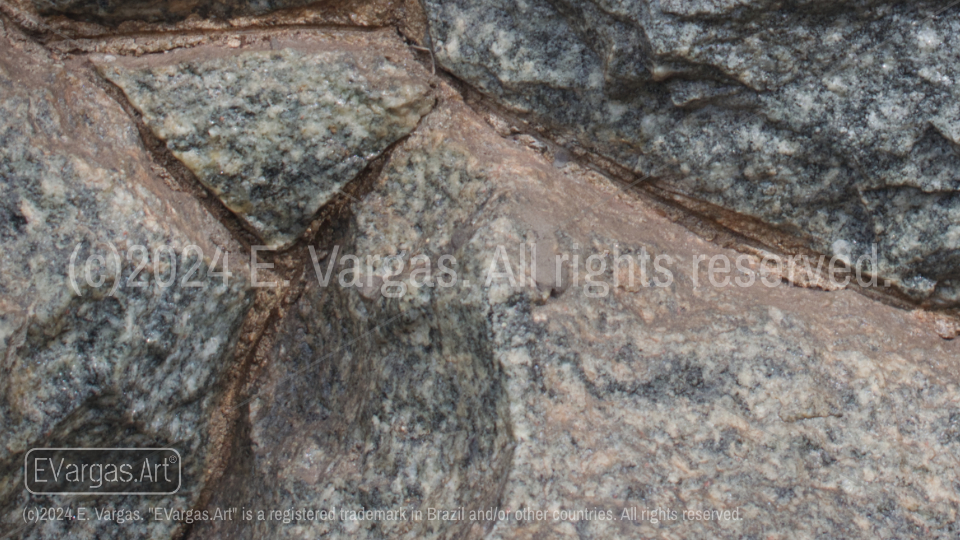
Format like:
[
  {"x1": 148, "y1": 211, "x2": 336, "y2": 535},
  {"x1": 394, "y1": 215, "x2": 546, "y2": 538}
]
[
  {"x1": 193, "y1": 97, "x2": 960, "y2": 539},
  {"x1": 0, "y1": 22, "x2": 253, "y2": 539},
  {"x1": 99, "y1": 33, "x2": 435, "y2": 249},
  {"x1": 2, "y1": 1, "x2": 960, "y2": 539},
  {"x1": 28, "y1": 0, "x2": 371, "y2": 24},
  {"x1": 422, "y1": 0, "x2": 960, "y2": 306}
]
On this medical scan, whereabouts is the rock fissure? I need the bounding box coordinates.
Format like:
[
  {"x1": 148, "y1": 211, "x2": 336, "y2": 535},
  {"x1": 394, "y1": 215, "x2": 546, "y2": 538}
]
[{"x1": 3, "y1": 2, "x2": 960, "y2": 539}]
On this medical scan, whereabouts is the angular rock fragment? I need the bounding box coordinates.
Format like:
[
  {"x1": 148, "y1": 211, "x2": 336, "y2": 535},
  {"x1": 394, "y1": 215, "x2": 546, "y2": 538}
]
[
  {"x1": 0, "y1": 23, "x2": 253, "y2": 539},
  {"x1": 195, "y1": 100, "x2": 960, "y2": 538},
  {"x1": 422, "y1": 0, "x2": 960, "y2": 306},
  {"x1": 99, "y1": 33, "x2": 435, "y2": 249}
]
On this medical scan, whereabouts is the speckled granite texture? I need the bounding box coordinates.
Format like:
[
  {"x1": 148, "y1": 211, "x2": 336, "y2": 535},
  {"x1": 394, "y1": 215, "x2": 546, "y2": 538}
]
[
  {"x1": 422, "y1": 0, "x2": 960, "y2": 306},
  {"x1": 99, "y1": 36, "x2": 435, "y2": 248},
  {"x1": 2, "y1": 2, "x2": 960, "y2": 539},
  {"x1": 0, "y1": 22, "x2": 253, "y2": 539},
  {"x1": 191, "y1": 100, "x2": 517, "y2": 540},
  {"x1": 193, "y1": 100, "x2": 960, "y2": 539}
]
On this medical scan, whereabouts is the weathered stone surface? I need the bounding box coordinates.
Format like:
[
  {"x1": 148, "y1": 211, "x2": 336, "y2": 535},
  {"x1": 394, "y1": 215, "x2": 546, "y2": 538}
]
[
  {"x1": 422, "y1": 0, "x2": 960, "y2": 306},
  {"x1": 99, "y1": 33, "x2": 435, "y2": 249},
  {"x1": 192, "y1": 99, "x2": 517, "y2": 540},
  {"x1": 0, "y1": 22, "x2": 253, "y2": 538},
  {"x1": 5, "y1": 1, "x2": 960, "y2": 538},
  {"x1": 27, "y1": 0, "x2": 378, "y2": 24},
  {"x1": 194, "y1": 98, "x2": 960, "y2": 538}
]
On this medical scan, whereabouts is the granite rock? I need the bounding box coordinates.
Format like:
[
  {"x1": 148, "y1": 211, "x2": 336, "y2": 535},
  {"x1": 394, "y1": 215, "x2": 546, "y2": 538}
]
[
  {"x1": 422, "y1": 0, "x2": 960, "y2": 306},
  {"x1": 192, "y1": 100, "x2": 517, "y2": 540},
  {"x1": 194, "y1": 100, "x2": 960, "y2": 539},
  {"x1": 0, "y1": 22, "x2": 253, "y2": 539},
  {"x1": 3, "y1": 1, "x2": 960, "y2": 538},
  {"x1": 99, "y1": 34, "x2": 435, "y2": 249}
]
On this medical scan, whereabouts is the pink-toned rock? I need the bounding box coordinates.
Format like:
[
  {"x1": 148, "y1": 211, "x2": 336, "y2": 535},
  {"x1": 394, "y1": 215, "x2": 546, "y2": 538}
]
[{"x1": 196, "y1": 97, "x2": 960, "y2": 539}]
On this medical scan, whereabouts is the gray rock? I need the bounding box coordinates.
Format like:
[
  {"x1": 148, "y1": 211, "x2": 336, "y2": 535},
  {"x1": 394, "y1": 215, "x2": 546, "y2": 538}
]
[
  {"x1": 0, "y1": 22, "x2": 253, "y2": 539},
  {"x1": 99, "y1": 35, "x2": 435, "y2": 249},
  {"x1": 192, "y1": 101, "x2": 517, "y2": 540},
  {"x1": 194, "y1": 101, "x2": 960, "y2": 539},
  {"x1": 422, "y1": 0, "x2": 960, "y2": 306}
]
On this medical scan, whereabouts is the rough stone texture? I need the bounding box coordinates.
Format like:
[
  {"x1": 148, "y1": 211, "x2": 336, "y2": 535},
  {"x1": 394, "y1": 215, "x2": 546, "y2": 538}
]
[
  {"x1": 27, "y1": 0, "x2": 380, "y2": 24},
  {"x1": 99, "y1": 33, "x2": 435, "y2": 249},
  {"x1": 4, "y1": 1, "x2": 960, "y2": 539},
  {"x1": 422, "y1": 0, "x2": 960, "y2": 306},
  {"x1": 193, "y1": 99, "x2": 960, "y2": 539},
  {"x1": 192, "y1": 99, "x2": 516, "y2": 540},
  {"x1": 0, "y1": 22, "x2": 253, "y2": 539},
  {"x1": 1, "y1": 0, "x2": 430, "y2": 52}
]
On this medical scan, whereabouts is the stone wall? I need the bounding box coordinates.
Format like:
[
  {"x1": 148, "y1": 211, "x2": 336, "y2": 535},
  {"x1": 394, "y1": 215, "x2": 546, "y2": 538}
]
[{"x1": 1, "y1": 0, "x2": 959, "y2": 538}]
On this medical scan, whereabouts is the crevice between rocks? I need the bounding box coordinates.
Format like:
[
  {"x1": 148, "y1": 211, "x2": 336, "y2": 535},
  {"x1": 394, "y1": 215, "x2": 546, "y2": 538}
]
[
  {"x1": 90, "y1": 64, "x2": 264, "y2": 249},
  {"x1": 8, "y1": 0, "x2": 960, "y2": 326},
  {"x1": 1, "y1": 0, "x2": 427, "y2": 45},
  {"x1": 180, "y1": 101, "x2": 441, "y2": 538},
  {"x1": 75, "y1": 24, "x2": 447, "y2": 536},
  {"x1": 434, "y1": 69, "x2": 960, "y2": 324}
]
